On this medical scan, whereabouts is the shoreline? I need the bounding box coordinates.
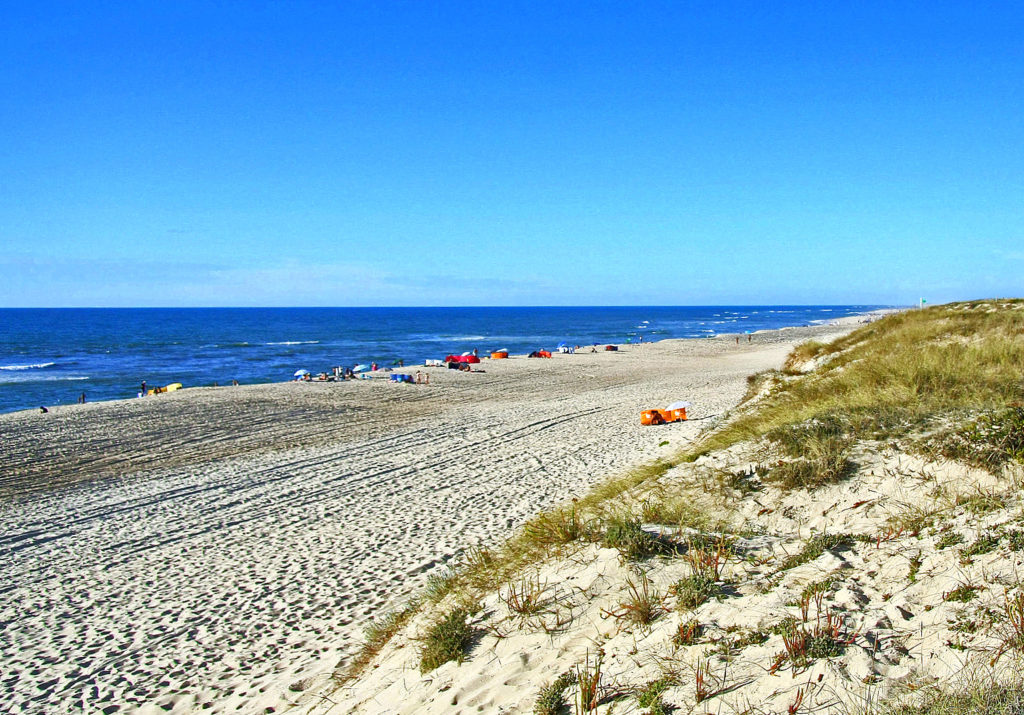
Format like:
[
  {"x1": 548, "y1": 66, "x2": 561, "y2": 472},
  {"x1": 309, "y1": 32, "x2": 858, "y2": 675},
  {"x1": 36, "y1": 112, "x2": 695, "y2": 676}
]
[
  {"x1": 0, "y1": 315, "x2": 890, "y2": 713},
  {"x1": 1, "y1": 307, "x2": 899, "y2": 421}
]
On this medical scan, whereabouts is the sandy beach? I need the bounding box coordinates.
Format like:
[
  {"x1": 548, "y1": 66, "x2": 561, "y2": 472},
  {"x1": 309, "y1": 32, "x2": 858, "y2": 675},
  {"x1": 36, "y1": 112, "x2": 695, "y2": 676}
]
[{"x1": 0, "y1": 323, "x2": 862, "y2": 714}]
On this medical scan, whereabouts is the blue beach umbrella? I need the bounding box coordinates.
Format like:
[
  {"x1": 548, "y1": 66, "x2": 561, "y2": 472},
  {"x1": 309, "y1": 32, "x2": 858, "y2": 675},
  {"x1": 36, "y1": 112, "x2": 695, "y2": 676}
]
[
  {"x1": 352, "y1": 364, "x2": 370, "y2": 373},
  {"x1": 293, "y1": 369, "x2": 310, "y2": 377}
]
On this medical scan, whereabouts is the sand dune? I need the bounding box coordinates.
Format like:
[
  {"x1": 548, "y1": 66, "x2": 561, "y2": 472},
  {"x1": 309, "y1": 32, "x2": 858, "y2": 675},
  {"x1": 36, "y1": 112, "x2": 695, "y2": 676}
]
[{"x1": 0, "y1": 325, "x2": 854, "y2": 713}]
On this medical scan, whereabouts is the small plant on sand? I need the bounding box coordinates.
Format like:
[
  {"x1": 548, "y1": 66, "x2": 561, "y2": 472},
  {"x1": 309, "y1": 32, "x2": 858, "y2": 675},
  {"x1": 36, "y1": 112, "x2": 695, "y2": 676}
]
[
  {"x1": 605, "y1": 574, "x2": 664, "y2": 629},
  {"x1": 956, "y1": 489, "x2": 1007, "y2": 515},
  {"x1": 602, "y1": 516, "x2": 664, "y2": 560},
  {"x1": 714, "y1": 629, "x2": 769, "y2": 658},
  {"x1": 943, "y1": 583, "x2": 983, "y2": 604},
  {"x1": 672, "y1": 573, "x2": 719, "y2": 610},
  {"x1": 937, "y1": 531, "x2": 965, "y2": 550},
  {"x1": 636, "y1": 676, "x2": 678, "y2": 712},
  {"x1": 960, "y1": 531, "x2": 1002, "y2": 563},
  {"x1": 575, "y1": 650, "x2": 604, "y2": 715},
  {"x1": 888, "y1": 506, "x2": 937, "y2": 537},
  {"x1": 639, "y1": 495, "x2": 709, "y2": 531},
  {"x1": 335, "y1": 602, "x2": 417, "y2": 683},
  {"x1": 766, "y1": 447, "x2": 855, "y2": 490},
  {"x1": 419, "y1": 607, "x2": 473, "y2": 673},
  {"x1": 693, "y1": 658, "x2": 717, "y2": 704},
  {"x1": 503, "y1": 573, "x2": 548, "y2": 618},
  {"x1": 781, "y1": 533, "x2": 852, "y2": 570},
  {"x1": 988, "y1": 590, "x2": 1024, "y2": 660},
  {"x1": 524, "y1": 505, "x2": 591, "y2": 547},
  {"x1": 1006, "y1": 530, "x2": 1024, "y2": 551},
  {"x1": 708, "y1": 464, "x2": 763, "y2": 496},
  {"x1": 670, "y1": 535, "x2": 730, "y2": 609},
  {"x1": 774, "y1": 607, "x2": 854, "y2": 672},
  {"x1": 424, "y1": 568, "x2": 458, "y2": 603},
  {"x1": 909, "y1": 552, "x2": 924, "y2": 583},
  {"x1": 534, "y1": 670, "x2": 577, "y2": 715},
  {"x1": 673, "y1": 618, "x2": 703, "y2": 646},
  {"x1": 684, "y1": 535, "x2": 730, "y2": 580}
]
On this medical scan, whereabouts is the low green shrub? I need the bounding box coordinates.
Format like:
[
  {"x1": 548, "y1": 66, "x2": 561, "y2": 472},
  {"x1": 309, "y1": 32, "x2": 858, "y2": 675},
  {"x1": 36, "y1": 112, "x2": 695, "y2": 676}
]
[
  {"x1": 781, "y1": 533, "x2": 852, "y2": 570},
  {"x1": 419, "y1": 607, "x2": 473, "y2": 673},
  {"x1": 602, "y1": 516, "x2": 664, "y2": 560},
  {"x1": 533, "y1": 670, "x2": 577, "y2": 715},
  {"x1": 672, "y1": 574, "x2": 720, "y2": 609}
]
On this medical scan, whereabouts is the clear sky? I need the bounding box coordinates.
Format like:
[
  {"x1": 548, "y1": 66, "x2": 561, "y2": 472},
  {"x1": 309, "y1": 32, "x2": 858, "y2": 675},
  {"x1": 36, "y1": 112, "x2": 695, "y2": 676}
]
[{"x1": 1, "y1": 2, "x2": 1021, "y2": 307}]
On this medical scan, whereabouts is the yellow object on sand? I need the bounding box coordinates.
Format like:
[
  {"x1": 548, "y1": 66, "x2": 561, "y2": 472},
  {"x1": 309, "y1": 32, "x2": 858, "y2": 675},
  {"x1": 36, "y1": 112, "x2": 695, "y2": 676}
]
[{"x1": 147, "y1": 383, "x2": 183, "y2": 395}]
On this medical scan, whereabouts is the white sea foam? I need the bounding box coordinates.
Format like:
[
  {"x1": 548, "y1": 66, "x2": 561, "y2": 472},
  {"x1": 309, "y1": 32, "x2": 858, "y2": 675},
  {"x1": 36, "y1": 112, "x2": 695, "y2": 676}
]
[
  {"x1": 0, "y1": 375, "x2": 88, "y2": 384},
  {"x1": 0, "y1": 362, "x2": 56, "y2": 370},
  {"x1": 266, "y1": 341, "x2": 320, "y2": 346}
]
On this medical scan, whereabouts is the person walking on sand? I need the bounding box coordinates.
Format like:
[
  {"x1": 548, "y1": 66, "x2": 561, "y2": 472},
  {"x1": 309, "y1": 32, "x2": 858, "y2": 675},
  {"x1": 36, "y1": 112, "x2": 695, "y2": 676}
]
[{"x1": 78, "y1": 392, "x2": 86, "y2": 404}]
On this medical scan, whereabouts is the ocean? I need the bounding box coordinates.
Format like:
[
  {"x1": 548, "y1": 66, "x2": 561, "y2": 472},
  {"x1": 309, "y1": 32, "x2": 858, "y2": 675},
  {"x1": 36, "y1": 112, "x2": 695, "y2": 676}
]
[{"x1": 0, "y1": 306, "x2": 882, "y2": 414}]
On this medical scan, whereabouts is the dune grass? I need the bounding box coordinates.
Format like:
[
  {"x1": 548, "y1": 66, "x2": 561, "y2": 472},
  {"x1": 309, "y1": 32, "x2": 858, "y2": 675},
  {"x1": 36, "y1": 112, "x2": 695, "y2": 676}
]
[{"x1": 689, "y1": 301, "x2": 1024, "y2": 463}]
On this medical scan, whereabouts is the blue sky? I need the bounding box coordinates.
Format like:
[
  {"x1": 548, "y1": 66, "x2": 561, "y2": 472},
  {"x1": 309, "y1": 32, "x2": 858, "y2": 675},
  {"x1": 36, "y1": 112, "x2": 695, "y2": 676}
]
[{"x1": 1, "y1": 2, "x2": 1021, "y2": 307}]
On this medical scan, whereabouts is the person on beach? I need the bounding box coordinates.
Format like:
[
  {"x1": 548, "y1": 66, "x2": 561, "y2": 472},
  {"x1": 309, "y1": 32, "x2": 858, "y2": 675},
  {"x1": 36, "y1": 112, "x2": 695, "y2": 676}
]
[
  {"x1": 141, "y1": 380, "x2": 147, "y2": 396},
  {"x1": 78, "y1": 392, "x2": 86, "y2": 404},
  {"x1": 371, "y1": 362, "x2": 378, "y2": 371}
]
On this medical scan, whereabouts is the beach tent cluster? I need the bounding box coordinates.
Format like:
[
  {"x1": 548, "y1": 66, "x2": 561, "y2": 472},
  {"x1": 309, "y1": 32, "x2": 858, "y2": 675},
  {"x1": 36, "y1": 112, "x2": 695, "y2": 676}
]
[{"x1": 292, "y1": 337, "x2": 638, "y2": 384}]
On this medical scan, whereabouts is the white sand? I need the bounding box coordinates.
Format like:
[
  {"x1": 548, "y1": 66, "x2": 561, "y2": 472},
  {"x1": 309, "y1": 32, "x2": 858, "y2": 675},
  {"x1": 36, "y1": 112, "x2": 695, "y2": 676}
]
[
  {"x1": 326, "y1": 437, "x2": 1024, "y2": 715},
  {"x1": 0, "y1": 323, "x2": 859, "y2": 714}
]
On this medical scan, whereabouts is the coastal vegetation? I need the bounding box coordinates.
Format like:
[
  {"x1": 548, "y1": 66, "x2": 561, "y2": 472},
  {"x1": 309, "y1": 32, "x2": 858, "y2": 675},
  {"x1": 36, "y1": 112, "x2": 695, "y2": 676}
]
[{"x1": 332, "y1": 300, "x2": 1024, "y2": 713}]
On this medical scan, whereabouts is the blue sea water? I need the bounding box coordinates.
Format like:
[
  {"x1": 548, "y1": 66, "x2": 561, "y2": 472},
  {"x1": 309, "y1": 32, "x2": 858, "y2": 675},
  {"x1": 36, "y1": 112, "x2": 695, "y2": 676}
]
[{"x1": 0, "y1": 306, "x2": 883, "y2": 414}]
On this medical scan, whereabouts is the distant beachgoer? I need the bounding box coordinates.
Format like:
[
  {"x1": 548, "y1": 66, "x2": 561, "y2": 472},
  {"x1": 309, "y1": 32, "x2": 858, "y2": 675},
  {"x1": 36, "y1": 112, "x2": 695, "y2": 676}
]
[
  {"x1": 141, "y1": 380, "x2": 147, "y2": 395},
  {"x1": 748, "y1": 334, "x2": 752, "y2": 343},
  {"x1": 78, "y1": 393, "x2": 86, "y2": 404},
  {"x1": 415, "y1": 371, "x2": 423, "y2": 384},
  {"x1": 398, "y1": 359, "x2": 404, "y2": 367},
  {"x1": 473, "y1": 348, "x2": 478, "y2": 358},
  {"x1": 232, "y1": 379, "x2": 239, "y2": 386},
  {"x1": 424, "y1": 372, "x2": 430, "y2": 385},
  {"x1": 371, "y1": 362, "x2": 378, "y2": 371},
  {"x1": 213, "y1": 381, "x2": 219, "y2": 386},
  {"x1": 735, "y1": 336, "x2": 739, "y2": 344},
  {"x1": 40, "y1": 406, "x2": 48, "y2": 413}
]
